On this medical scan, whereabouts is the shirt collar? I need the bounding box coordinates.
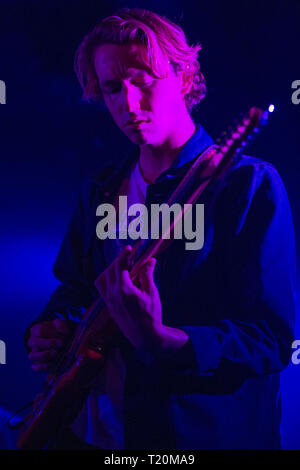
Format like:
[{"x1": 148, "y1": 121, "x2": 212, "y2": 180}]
[
  {"x1": 154, "y1": 123, "x2": 213, "y2": 183},
  {"x1": 92, "y1": 123, "x2": 213, "y2": 190},
  {"x1": 169, "y1": 123, "x2": 213, "y2": 170}
]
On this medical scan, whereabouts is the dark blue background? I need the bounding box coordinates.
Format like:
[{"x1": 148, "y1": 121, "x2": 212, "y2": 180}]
[{"x1": 0, "y1": 0, "x2": 299, "y2": 449}]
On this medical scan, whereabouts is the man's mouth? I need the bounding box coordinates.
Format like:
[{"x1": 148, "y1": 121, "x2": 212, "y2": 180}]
[
  {"x1": 125, "y1": 118, "x2": 149, "y2": 126},
  {"x1": 125, "y1": 120, "x2": 149, "y2": 128}
]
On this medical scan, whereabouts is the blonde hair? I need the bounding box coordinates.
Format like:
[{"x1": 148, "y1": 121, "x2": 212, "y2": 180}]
[{"x1": 74, "y1": 8, "x2": 206, "y2": 113}]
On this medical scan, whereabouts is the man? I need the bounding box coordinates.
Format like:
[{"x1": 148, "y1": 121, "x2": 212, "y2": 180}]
[{"x1": 26, "y1": 8, "x2": 296, "y2": 449}]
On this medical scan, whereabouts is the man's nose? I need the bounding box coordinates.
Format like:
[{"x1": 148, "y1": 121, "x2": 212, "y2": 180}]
[{"x1": 123, "y1": 84, "x2": 142, "y2": 112}]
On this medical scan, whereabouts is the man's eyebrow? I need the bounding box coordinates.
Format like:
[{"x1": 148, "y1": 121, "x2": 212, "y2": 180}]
[
  {"x1": 100, "y1": 71, "x2": 153, "y2": 87},
  {"x1": 100, "y1": 79, "x2": 120, "y2": 88}
]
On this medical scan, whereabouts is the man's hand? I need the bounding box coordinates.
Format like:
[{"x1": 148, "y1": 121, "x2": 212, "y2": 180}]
[
  {"x1": 94, "y1": 245, "x2": 162, "y2": 351},
  {"x1": 27, "y1": 319, "x2": 71, "y2": 372},
  {"x1": 94, "y1": 245, "x2": 188, "y2": 353}
]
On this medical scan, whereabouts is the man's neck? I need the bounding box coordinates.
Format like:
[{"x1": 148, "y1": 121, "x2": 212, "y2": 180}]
[{"x1": 138, "y1": 116, "x2": 197, "y2": 184}]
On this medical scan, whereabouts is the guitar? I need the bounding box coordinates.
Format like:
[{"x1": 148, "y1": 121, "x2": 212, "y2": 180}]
[{"x1": 16, "y1": 106, "x2": 269, "y2": 449}]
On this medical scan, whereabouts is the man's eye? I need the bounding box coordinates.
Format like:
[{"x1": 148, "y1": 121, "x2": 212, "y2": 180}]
[
  {"x1": 104, "y1": 87, "x2": 120, "y2": 95},
  {"x1": 102, "y1": 83, "x2": 122, "y2": 95},
  {"x1": 103, "y1": 80, "x2": 154, "y2": 95},
  {"x1": 135, "y1": 80, "x2": 153, "y2": 87}
]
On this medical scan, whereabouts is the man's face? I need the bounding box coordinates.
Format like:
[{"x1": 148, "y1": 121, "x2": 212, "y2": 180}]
[{"x1": 93, "y1": 42, "x2": 186, "y2": 147}]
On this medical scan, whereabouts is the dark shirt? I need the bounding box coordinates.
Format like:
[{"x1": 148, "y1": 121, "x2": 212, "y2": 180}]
[{"x1": 28, "y1": 124, "x2": 296, "y2": 449}]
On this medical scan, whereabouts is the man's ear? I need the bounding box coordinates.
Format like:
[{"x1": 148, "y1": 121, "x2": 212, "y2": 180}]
[{"x1": 178, "y1": 69, "x2": 193, "y2": 97}]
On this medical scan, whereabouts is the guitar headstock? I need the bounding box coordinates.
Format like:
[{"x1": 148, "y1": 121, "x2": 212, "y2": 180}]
[{"x1": 217, "y1": 106, "x2": 271, "y2": 157}]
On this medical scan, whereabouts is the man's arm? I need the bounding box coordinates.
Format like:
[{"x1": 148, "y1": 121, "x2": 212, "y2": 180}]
[
  {"x1": 102, "y1": 160, "x2": 295, "y2": 382},
  {"x1": 156, "y1": 161, "x2": 296, "y2": 379}
]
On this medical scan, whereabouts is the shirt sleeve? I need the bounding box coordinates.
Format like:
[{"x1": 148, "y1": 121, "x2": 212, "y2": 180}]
[{"x1": 156, "y1": 161, "x2": 296, "y2": 380}]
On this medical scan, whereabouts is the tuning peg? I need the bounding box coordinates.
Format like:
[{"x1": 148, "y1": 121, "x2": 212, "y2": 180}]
[
  {"x1": 231, "y1": 132, "x2": 241, "y2": 139},
  {"x1": 243, "y1": 118, "x2": 250, "y2": 126}
]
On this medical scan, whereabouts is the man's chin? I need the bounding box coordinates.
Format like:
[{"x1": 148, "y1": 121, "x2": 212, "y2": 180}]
[{"x1": 125, "y1": 131, "x2": 152, "y2": 146}]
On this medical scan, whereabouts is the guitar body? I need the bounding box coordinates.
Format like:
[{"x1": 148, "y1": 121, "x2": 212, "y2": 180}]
[
  {"x1": 17, "y1": 306, "x2": 117, "y2": 450},
  {"x1": 17, "y1": 349, "x2": 104, "y2": 449}
]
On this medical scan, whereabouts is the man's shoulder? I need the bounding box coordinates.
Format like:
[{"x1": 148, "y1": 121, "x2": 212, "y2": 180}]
[
  {"x1": 90, "y1": 164, "x2": 117, "y2": 185},
  {"x1": 213, "y1": 153, "x2": 290, "y2": 220},
  {"x1": 74, "y1": 165, "x2": 116, "y2": 212},
  {"x1": 88, "y1": 151, "x2": 138, "y2": 188},
  {"x1": 78, "y1": 154, "x2": 138, "y2": 211},
  {"x1": 224, "y1": 154, "x2": 284, "y2": 193},
  {"x1": 230, "y1": 154, "x2": 279, "y2": 178}
]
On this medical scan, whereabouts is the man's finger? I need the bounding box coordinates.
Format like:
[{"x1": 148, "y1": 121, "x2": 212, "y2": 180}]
[
  {"x1": 28, "y1": 336, "x2": 64, "y2": 352},
  {"x1": 28, "y1": 350, "x2": 58, "y2": 363},
  {"x1": 116, "y1": 246, "x2": 139, "y2": 294},
  {"x1": 53, "y1": 319, "x2": 70, "y2": 336},
  {"x1": 31, "y1": 363, "x2": 51, "y2": 373},
  {"x1": 138, "y1": 258, "x2": 157, "y2": 293},
  {"x1": 118, "y1": 245, "x2": 133, "y2": 270},
  {"x1": 30, "y1": 321, "x2": 62, "y2": 339},
  {"x1": 94, "y1": 270, "x2": 107, "y2": 296}
]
